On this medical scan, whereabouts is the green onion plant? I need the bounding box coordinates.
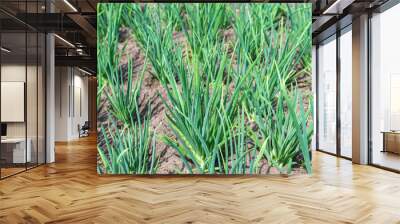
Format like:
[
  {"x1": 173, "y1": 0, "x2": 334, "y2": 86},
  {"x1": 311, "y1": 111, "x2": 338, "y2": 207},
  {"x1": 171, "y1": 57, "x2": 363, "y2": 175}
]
[
  {"x1": 98, "y1": 110, "x2": 159, "y2": 174},
  {"x1": 98, "y1": 3, "x2": 313, "y2": 175}
]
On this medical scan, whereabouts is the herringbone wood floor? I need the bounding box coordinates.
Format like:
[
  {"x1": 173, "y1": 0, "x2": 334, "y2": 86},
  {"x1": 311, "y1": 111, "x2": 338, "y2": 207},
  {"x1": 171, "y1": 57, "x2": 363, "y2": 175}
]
[{"x1": 1, "y1": 136, "x2": 400, "y2": 224}]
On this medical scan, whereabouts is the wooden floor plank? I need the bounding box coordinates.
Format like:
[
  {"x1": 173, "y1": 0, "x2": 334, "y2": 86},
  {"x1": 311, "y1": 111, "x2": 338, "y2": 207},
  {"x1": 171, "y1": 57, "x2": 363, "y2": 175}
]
[{"x1": 1, "y1": 135, "x2": 400, "y2": 223}]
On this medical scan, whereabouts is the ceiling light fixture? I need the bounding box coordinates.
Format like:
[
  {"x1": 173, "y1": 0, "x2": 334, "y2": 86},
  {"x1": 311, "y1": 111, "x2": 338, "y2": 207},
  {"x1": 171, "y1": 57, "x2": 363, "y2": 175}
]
[
  {"x1": 78, "y1": 67, "x2": 92, "y2": 76},
  {"x1": 322, "y1": 0, "x2": 354, "y2": 15},
  {"x1": 63, "y1": 0, "x2": 78, "y2": 12},
  {"x1": 54, "y1": 34, "x2": 75, "y2": 48},
  {"x1": 1, "y1": 47, "x2": 11, "y2": 53}
]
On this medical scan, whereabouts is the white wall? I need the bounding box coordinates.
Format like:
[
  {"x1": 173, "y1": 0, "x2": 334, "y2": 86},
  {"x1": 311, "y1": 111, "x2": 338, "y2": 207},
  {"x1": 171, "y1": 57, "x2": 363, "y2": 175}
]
[
  {"x1": 55, "y1": 66, "x2": 69, "y2": 141},
  {"x1": 1, "y1": 63, "x2": 46, "y2": 164},
  {"x1": 1, "y1": 65, "x2": 25, "y2": 81},
  {"x1": 1, "y1": 65, "x2": 26, "y2": 140},
  {"x1": 72, "y1": 73, "x2": 89, "y2": 138},
  {"x1": 1, "y1": 65, "x2": 37, "y2": 138},
  {"x1": 54, "y1": 66, "x2": 89, "y2": 141}
]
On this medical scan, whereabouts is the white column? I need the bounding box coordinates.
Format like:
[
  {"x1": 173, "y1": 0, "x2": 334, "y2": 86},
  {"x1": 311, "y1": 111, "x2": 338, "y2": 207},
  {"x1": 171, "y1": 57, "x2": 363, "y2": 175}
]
[
  {"x1": 352, "y1": 14, "x2": 369, "y2": 164},
  {"x1": 46, "y1": 32, "x2": 55, "y2": 163}
]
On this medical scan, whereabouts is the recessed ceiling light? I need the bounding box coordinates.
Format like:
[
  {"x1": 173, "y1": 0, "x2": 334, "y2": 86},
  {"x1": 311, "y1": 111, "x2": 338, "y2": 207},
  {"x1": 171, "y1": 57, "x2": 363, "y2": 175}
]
[
  {"x1": 78, "y1": 67, "x2": 92, "y2": 76},
  {"x1": 323, "y1": 0, "x2": 354, "y2": 15},
  {"x1": 1, "y1": 47, "x2": 11, "y2": 53},
  {"x1": 63, "y1": 0, "x2": 78, "y2": 12},
  {"x1": 54, "y1": 34, "x2": 75, "y2": 48}
]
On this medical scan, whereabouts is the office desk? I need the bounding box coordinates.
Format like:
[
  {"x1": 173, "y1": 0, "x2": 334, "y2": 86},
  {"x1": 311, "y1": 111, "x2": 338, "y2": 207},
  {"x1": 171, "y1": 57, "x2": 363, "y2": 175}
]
[
  {"x1": 382, "y1": 131, "x2": 400, "y2": 154},
  {"x1": 1, "y1": 138, "x2": 31, "y2": 163}
]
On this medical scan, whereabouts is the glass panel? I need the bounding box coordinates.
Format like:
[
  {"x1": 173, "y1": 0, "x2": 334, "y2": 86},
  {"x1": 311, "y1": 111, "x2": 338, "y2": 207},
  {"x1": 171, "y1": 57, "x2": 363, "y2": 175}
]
[
  {"x1": 26, "y1": 0, "x2": 39, "y2": 169},
  {"x1": 318, "y1": 37, "x2": 337, "y2": 154},
  {"x1": 312, "y1": 45, "x2": 317, "y2": 151},
  {"x1": 1, "y1": 31, "x2": 27, "y2": 177},
  {"x1": 27, "y1": 31, "x2": 38, "y2": 169},
  {"x1": 38, "y1": 32, "x2": 45, "y2": 165},
  {"x1": 340, "y1": 29, "x2": 352, "y2": 158},
  {"x1": 371, "y1": 4, "x2": 400, "y2": 171},
  {"x1": 0, "y1": 1, "x2": 46, "y2": 179}
]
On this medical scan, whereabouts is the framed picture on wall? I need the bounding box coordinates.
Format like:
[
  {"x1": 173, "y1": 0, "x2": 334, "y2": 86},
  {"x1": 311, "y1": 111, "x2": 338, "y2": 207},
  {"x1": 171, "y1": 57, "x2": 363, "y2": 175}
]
[{"x1": 97, "y1": 3, "x2": 313, "y2": 175}]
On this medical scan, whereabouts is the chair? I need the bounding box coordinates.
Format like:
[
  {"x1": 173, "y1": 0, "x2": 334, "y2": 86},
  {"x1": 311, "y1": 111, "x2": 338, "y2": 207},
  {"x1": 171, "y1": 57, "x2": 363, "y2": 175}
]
[{"x1": 78, "y1": 121, "x2": 90, "y2": 138}]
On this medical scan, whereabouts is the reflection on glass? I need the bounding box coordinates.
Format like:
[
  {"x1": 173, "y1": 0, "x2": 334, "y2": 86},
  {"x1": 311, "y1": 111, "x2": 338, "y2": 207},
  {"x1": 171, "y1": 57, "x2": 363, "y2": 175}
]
[
  {"x1": 27, "y1": 31, "x2": 38, "y2": 169},
  {"x1": 318, "y1": 37, "x2": 337, "y2": 154},
  {"x1": 340, "y1": 29, "x2": 352, "y2": 158},
  {"x1": 38, "y1": 33, "x2": 46, "y2": 165}
]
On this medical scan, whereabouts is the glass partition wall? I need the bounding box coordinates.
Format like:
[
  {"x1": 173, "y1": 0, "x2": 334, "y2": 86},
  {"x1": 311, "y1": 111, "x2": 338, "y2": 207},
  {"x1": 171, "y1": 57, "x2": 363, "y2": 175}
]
[
  {"x1": 370, "y1": 3, "x2": 400, "y2": 171},
  {"x1": 0, "y1": 31, "x2": 27, "y2": 177},
  {"x1": 339, "y1": 27, "x2": 352, "y2": 159},
  {"x1": 0, "y1": 4, "x2": 46, "y2": 179},
  {"x1": 317, "y1": 35, "x2": 337, "y2": 155},
  {"x1": 316, "y1": 26, "x2": 353, "y2": 159},
  {"x1": 315, "y1": 1, "x2": 400, "y2": 172}
]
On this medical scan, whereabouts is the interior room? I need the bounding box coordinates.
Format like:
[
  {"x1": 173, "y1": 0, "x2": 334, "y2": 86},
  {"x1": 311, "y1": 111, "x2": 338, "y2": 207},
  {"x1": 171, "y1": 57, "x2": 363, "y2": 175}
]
[
  {"x1": 370, "y1": 3, "x2": 400, "y2": 171},
  {"x1": 0, "y1": 0, "x2": 400, "y2": 223},
  {"x1": 0, "y1": 9, "x2": 46, "y2": 178},
  {"x1": 54, "y1": 66, "x2": 92, "y2": 142}
]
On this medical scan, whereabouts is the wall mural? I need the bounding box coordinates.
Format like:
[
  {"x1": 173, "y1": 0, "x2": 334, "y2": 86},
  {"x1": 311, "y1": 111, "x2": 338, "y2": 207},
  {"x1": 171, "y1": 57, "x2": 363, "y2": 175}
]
[{"x1": 97, "y1": 3, "x2": 313, "y2": 175}]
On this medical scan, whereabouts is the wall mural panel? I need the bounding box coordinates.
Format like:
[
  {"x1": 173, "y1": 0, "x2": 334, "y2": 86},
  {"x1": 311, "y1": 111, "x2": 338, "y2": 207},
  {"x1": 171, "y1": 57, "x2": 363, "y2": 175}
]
[{"x1": 97, "y1": 3, "x2": 313, "y2": 175}]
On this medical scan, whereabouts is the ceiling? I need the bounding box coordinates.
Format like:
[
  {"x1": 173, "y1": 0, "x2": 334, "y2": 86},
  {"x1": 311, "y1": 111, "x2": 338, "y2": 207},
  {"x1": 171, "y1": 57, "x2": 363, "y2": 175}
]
[
  {"x1": 0, "y1": 0, "x2": 98, "y2": 74},
  {"x1": 312, "y1": 0, "x2": 391, "y2": 43},
  {"x1": 0, "y1": 0, "x2": 396, "y2": 73}
]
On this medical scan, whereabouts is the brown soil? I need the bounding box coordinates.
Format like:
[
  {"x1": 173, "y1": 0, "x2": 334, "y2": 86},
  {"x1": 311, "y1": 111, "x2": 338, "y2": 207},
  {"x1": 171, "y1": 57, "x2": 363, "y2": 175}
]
[{"x1": 97, "y1": 26, "x2": 311, "y2": 175}]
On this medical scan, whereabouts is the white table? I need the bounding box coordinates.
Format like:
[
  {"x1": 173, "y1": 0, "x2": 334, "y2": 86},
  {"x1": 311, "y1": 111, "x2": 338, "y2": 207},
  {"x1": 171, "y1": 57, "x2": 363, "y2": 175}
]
[{"x1": 1, "y1": 138, "x2": 31, "y2": 163}]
